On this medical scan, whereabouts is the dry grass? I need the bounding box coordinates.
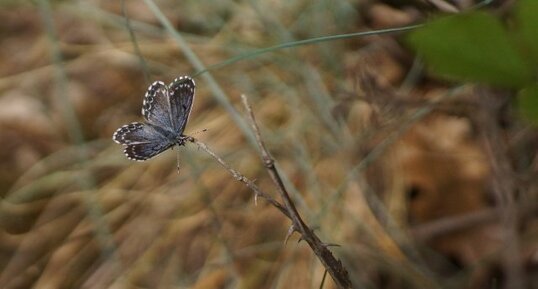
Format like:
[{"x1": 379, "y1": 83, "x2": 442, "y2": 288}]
[{"x1": 0, "y1": 0, "x2": 536, "y2": 289}]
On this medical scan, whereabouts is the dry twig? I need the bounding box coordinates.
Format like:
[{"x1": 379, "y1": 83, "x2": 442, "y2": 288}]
[
  {"x1": 240, "y1": 94, "x2": 352, "y2": 289},
  {"x1": 183, "y1": 94, "x2": 353, "y2": 289},
  {"x1": 185, "y1": 137, "x2": 290, "y2": 219}
]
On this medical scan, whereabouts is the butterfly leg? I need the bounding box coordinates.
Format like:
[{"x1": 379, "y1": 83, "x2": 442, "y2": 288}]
[{"x1": 175, "y1": 145, "x2": 181, "y2": 174}]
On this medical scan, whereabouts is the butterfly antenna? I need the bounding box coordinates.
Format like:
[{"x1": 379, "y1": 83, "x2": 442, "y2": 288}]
[{"x1": 191, "y1": 128, "x2": 208, "y2": 136}]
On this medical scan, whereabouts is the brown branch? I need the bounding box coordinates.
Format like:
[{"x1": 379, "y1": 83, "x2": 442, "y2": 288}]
[
  {"x1": 185, "y1": 137, "x2": 290, "y2": 219},
  {"x1": 240, "y1": 94, "x2": 352, "y2": 289}
]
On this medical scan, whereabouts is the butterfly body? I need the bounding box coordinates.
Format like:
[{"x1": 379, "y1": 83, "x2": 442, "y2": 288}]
[{"x1": 113, "y1": 76, "x2": 195, "y2": 161}]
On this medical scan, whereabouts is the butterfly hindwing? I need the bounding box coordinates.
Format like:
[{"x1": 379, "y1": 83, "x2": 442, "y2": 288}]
[
  {"x1": 168, "y1": 76, "x2": 195, "y2": 133},
  {"x1": 113, "y1": 122, "x2": 173, "y2": 160},
  {"x1": 123, "y1": 141, "x2": 174, "y2": 161}
]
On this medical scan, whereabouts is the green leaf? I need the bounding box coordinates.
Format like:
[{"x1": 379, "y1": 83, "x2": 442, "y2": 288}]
[
  {"x1": 407, "y1": 12, "x2": 533, "y2": 88},
  {"x1": 518, "y1": 84, "x2": 538, "y2": 125},
  {"x1": 515, "y1": 0, "x2": 538, "y2": 65}
]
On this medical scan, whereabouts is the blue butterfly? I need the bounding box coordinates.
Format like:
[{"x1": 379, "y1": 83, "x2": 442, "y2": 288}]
[{"x1": 113, "y1": 76, "x2": 195, "y2": 161}]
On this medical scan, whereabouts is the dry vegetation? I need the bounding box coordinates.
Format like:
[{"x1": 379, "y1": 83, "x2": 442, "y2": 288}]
[{"x1": 0, "y1": 0, "x2": 537, "y2": 289}]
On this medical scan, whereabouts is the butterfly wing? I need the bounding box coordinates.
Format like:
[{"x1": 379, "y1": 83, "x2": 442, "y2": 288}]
[
  {"x1": 112, "y1": 122, "x2": 173, "y2": 161},
  {"x1": 168, "y1": 76, "x2": 195, "y2": 134},
  {"x1": 141, "y1": 81, "x2": 174, "y2": 131}
]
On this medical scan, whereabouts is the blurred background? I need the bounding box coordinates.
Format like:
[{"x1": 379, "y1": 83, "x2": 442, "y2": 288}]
[{"x1": 0, "y1": 0, "x2": 536, "y2": 288}]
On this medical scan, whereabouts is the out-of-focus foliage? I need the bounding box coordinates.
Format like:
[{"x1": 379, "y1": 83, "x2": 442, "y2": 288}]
[
  {"x1": 408, "y1": 12, "x2": 532, "y2": 88},
  {"x1": 408, "y1": 0, "x2": 538, "y2": 124},
  {"x1": 516, "y1": 0, "x2": 538, "y2": 66}
]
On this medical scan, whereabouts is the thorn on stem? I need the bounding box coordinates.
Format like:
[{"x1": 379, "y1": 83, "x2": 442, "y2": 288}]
[
  {"x1": 284, "y1": 224, "x2": 296, "y2": 245},
  {"x1": 264, "y1": 158, "x2": 274, "y2": 168}
]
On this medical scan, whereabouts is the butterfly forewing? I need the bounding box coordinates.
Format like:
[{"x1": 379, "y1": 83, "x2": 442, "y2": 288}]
[
  {"x1": 168, "y1": 76, "x2": 195, "y2": 134},
  {"x1": 142, "y1": 81, "x2": 174, "y2": 130}
]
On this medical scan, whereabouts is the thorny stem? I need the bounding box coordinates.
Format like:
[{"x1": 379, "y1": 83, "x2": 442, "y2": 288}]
[
  {"x1": 184, "y1": 97, "x2": 352, "y2": 288},
  {"x1": 240, "y1": 94, "x2": 352, "y2": 289},
  {"x1": 185, "y1": 137, "x2": 290, "y2": 219}
]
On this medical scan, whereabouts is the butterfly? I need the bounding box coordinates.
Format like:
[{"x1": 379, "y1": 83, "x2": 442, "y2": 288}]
[{"x1": 113, "y1": 76, "x2": 195, "y2": 162}]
